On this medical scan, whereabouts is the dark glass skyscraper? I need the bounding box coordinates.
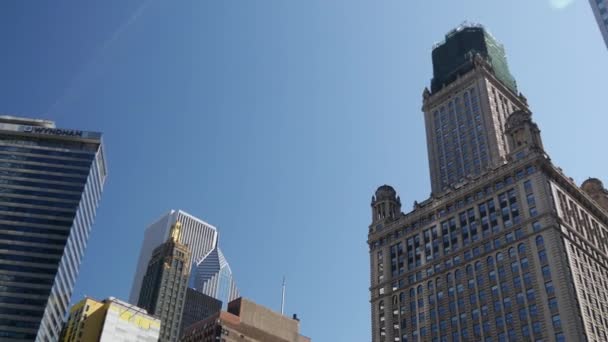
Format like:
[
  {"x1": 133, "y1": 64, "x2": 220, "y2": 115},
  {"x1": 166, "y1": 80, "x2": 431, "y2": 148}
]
[{"x1": 0, "y1": 116, "x2": 107, "y2": 341}]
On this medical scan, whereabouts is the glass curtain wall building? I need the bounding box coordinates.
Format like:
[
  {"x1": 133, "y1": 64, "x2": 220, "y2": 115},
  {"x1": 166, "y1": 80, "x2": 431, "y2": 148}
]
[
  {"x1": 190, "y1": 246, "x2": 239, "y2": 308},
  {"x1": 0, "y1": 116, "x2": 107, "y2": 342}
]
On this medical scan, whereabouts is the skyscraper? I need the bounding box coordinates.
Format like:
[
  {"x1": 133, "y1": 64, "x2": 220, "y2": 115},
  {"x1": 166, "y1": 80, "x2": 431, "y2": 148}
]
[
  {"x1": 61, "y1": 297, "x2": 160, "y2": 342},
  {"x1": 424, "y1": 24, "x2": 528, "y2": 195},
  {"x1": 369, "y1": 24, "x2": 608, "y2": 342},
  {"x1": 0, "y1": 116, "x2": 107, "y2": 341},
  {"x1": 138, "y1": 222, "x2": 192, "y2": 342},
  {"x1": 190, "y1": 245, "x2": 239, "y2": 307},
  {"x1": 589, "y1": 0, "x2": 608, "y2": 48},
  {"x1": 130, "y1": 210, "x2": 238, "y2": 306}
]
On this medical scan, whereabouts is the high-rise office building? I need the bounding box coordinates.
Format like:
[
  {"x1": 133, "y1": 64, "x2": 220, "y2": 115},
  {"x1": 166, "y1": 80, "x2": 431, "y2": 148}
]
[
  {"x1": 138, "y1": 223, "x2": 191, "y2": 342},
  {"x1": 368, "y1": 24, "x2": 608, "y2": 342},
  {"x1": 190, "y1": 245, "x2": 239, "y2": 307},
  {"x1": 130, "y1": 210, "x2": 238, "y2": 307},
  {"x1": 589, "y1": 0, "x2": 608, "y2": 48},
  {"x1": 61, "y1": 297, "x2": 160, "y2": 342},
  {"x1": 0, "y1": 116, "x2": 107, "y2": 341},
  {"x1": 180, "y1": 297, "x2": 311, "y2": 342}
]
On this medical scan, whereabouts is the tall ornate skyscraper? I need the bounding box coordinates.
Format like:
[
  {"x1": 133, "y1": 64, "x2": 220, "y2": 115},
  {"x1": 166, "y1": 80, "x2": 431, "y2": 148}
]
[
  {"x1": 0, "y1": 116, "x2": 107, "y2": 342},
  {"x1": 423, "y1": 25, "x2": 529, "y2": 195},
  {"x1": 369, "y1": 24, "x2": 608, "y2": 342},
  {"x1": 138, "y1": 222, "x2": 192, "y2": 342}
]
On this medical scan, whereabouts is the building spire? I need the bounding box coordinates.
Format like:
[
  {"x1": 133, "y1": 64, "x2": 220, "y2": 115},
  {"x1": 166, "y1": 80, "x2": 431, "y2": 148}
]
[
  {"x1": 169, "y1": 221, "x2": 182, "y2": 242},
  {"x1": 281, "y1": 276, "x2": 286, "y2": 315}
]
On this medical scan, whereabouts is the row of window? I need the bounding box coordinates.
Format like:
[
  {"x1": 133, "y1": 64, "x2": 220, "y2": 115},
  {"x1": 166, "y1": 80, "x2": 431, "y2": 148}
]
[
  {"x1": 0, "y1": 195, "x2": 78, "y2": 209},
  {"x1": 0, "y1": 144, "x2": 95, "y2": 160},
  {"x1": 379, "y1": 233, "x2": 561, "y2": 342},
  {"x1": 0, "y1": 152, "x2": 93, "y2": 167},
  {"x1": 370, "y1": 165, "x2": 537, "y2": 250},
  {"x1": 0, "y1": 186, "x2": 83, "y2": 201}
]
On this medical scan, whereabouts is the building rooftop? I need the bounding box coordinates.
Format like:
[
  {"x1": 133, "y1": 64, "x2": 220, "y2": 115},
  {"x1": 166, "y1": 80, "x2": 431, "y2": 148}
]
[
  {"x1": 430, "y1": 24, "x2": 517, "y2": 94},
  {"x1": 0, "y1": 115, "x2": 55, "y2": 128}
]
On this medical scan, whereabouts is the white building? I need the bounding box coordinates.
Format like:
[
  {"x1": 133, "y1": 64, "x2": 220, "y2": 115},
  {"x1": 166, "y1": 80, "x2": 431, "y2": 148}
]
[{"x1": 62, "y1": 297, "x2": 160, "y2": 342}]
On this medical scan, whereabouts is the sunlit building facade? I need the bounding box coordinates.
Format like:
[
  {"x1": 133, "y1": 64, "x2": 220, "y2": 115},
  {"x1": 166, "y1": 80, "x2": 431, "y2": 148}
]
[
  {"x1": 61, "y1": 297, "x2": 160, "y2": 342},
  {"x1": 0, "y1": 116, "x2": 107, "y2": 342},
  {"x1": 368, "y1": 24, "x2": 608, "y2": 342}
]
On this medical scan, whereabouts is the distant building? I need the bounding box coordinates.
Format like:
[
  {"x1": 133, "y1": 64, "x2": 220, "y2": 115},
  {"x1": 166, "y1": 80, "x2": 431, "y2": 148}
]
[
  {"x1": 61, "y1": 297, "x2": 160, "y2": 342},
  {"x1": 180, "y1": 288, "x2": 222, "y2": 337},
  {"x1": 589, "y1": 0, "x2": 608, "y2": 48},
  {"x1": 138, "y1": 222, "x2": 192, "y2": 342},
  {"x1": 180, "y1": 297, "x2": 310, "y2": 342},
  {"x1": 190, "y1": 245, "x2": 239, "y2": 307},
  {"x1": 130, "y1": 210, "x2": 239, "y2": 307},
  {"x1": 0, "y1": 116, "x2": 107, "y2": 341}
]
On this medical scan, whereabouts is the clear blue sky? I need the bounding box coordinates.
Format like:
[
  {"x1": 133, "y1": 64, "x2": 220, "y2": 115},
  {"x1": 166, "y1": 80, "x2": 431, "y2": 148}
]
[{"x1": 1, "y1": 1, "x2": 606, "y2": 341}]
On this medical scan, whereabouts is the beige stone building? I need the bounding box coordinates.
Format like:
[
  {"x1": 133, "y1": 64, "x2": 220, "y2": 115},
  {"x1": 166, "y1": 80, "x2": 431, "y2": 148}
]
[
  {"x1": 369, "y1": 24, "x2": 608, "y2": 342},
  {"x1": 180, "y1": 297, "x2": 310, "y2": 342}
]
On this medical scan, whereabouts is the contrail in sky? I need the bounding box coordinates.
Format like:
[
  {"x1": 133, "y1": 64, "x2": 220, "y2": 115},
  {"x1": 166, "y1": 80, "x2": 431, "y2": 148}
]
[{"x1": 47, "y1": 0, "x2": 154, "y2": 115}]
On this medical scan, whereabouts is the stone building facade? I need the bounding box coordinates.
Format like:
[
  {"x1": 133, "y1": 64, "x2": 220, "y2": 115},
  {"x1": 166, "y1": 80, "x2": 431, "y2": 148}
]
[{"x1": 368, "y1": 24, "x2": 608, "y2": 342}]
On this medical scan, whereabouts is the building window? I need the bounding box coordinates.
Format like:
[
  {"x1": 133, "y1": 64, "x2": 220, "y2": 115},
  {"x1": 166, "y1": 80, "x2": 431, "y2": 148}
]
[
  {"x1": 552, "y1": 315, "x2": 561, "y2": 330},
  {"x1": 535, "y1": 236, "x2": 544, "y2": 248}
]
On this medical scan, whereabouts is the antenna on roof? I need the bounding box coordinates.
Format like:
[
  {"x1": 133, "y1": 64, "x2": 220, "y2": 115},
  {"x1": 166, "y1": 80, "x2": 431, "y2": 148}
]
[{"x1": 281, "y1": 276, "x2": 286, "y2": 315}]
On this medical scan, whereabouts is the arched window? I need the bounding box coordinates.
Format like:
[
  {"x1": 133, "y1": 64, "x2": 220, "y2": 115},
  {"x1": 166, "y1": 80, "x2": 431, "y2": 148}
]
[
  {"x1": 518, "y1": 243, "x2": 526, "y2": 255},
  {"x1": 410, "y1": 288, "x2": 415, "y2": 298},
  {"x1": 417, "y1": 285, "x2": 423, "y2": 296},
  {"x1": 497, "y1": 252, "x2": 504, "y2": 262},
  {"x1": 379, "y1": 300, "x2": 385, "y2": 311},
  {"x1": 475, "y1": 261, "x2": 482, "y2": 272},
  {"x1": 536, "y1": 235, "x2": 544, "y2": 247},
  {"x1": 508, "y1": 247, "x2": 516, "y2": 258},
  {"x1": 487, "y1": 256, "x2": 494, "y2": 266},
  {"x1": 428, "y1": 281, "x2": 434, "y2": 291},
  {"x1": 455, "y1": 269, "x2": 463, "y2": 280},
  {"x1": 466, "y1": 265, "x2": 473, "y2": 277},
  {"x1": 447, "y1": 272, "x2": 453, "y2": 284},
  {"x1": 393, "y1": 295, "x2": 398, "y2": 306}
]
